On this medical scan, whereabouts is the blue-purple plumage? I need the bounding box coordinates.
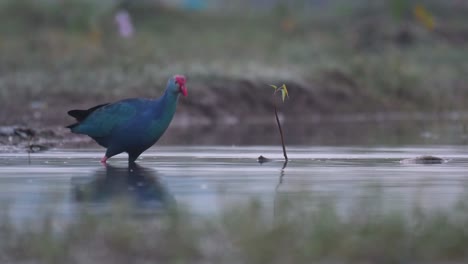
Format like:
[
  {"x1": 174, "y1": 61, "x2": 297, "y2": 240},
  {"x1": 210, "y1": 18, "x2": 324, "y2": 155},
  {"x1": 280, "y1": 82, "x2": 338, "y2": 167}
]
[{"x1": 67, "y1": 75, "x2": 187, "y2": 163}]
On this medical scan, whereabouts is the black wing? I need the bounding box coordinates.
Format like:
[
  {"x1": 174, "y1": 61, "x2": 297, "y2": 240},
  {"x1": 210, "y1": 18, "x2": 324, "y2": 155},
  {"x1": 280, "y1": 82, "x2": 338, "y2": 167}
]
[
  {"x1": 66, "y1": 103, "x2": 109, "y2": 129},
  {"x1": 67, "y1": 103, "x2": 109, "y2": 122}
]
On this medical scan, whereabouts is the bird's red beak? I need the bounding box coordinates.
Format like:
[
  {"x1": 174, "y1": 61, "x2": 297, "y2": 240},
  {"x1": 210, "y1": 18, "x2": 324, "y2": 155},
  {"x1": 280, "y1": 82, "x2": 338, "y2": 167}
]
[
  {"x1": 174, "y1": 75, "x2": 188, "y2": 97},
  {"x1": 180, "y1": 84, "x2": 188, "y2": 97}
]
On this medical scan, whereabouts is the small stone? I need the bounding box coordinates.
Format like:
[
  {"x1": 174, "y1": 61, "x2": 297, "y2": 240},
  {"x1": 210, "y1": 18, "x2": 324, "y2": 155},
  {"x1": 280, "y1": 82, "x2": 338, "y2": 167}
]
[
  {"x1": 28, "y1": 144, "x2": 49, "y2": 153},
  {"x1": 257, "y1": 155, "x2": 271, "y2": 164}
]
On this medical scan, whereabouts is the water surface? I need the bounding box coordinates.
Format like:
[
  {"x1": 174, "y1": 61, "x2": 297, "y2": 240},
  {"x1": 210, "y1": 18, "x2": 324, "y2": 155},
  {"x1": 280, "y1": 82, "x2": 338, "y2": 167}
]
[{"x1": 0, "y1": 146, "x2": 468, "y2": 221}]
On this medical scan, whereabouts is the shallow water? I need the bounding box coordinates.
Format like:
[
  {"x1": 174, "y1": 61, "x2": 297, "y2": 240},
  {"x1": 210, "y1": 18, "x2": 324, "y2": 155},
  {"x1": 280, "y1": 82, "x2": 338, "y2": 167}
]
[{"x1": 0, "y1": 146, "x2": 468, "y2": 221}]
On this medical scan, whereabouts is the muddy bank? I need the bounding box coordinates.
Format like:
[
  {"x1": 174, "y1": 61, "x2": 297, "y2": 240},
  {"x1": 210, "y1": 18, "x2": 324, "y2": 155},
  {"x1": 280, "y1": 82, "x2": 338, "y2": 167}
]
[
  {"x1": 1, "y1": 76, "x2": 467, "y2": 151},
  {"x1": 0, "y1": 74, "x2": 427, "y2": 127},
  {"x1": 2, "y1": 116, "x2": 468, "y2": 153}
]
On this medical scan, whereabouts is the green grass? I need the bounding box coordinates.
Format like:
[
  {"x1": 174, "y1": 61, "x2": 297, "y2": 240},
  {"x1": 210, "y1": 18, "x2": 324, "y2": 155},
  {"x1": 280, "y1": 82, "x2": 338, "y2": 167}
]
[{"x1": 2, "y1": 193, "x2": 468, "y2": 263}]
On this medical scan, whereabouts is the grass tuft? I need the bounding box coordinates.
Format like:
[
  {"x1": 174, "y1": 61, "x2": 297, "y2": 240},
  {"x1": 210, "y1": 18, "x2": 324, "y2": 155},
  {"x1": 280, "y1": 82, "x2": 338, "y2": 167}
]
[{"x1": 1, "y1": 193, "x2": 468, "y2": 263}]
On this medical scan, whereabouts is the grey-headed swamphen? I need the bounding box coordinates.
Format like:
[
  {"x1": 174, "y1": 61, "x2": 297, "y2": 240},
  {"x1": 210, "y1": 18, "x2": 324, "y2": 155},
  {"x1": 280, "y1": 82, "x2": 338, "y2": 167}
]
[{"x1": 67, "y1": 75, "x2": 187, "y2": 164}]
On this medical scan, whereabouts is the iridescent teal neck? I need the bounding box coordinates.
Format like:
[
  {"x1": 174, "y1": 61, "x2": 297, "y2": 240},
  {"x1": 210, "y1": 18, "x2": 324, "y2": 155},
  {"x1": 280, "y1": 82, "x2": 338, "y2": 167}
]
[
  {"x1": 155, "y1": 89, "x2": 179, "y2": 121},
  {"x1": 147, "y1": 89, "x2": 180, "y2": 137},
  {"x1": 162, "y1": 88, "x2": 180, "y2": 103}
]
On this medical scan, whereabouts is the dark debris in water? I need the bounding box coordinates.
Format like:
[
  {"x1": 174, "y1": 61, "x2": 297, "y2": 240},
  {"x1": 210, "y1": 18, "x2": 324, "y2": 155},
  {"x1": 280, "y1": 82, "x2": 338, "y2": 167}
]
[
  {"x1": 28, "y1": 144, "x2": 49, "y2": 153},
  {"x1": 257, "y1": 155, "x2": 272, "y2": 164},
  {"x1": 257, "y1": 155, "x2": 288, "y2": 170},
  {"x1": 400, "y1": 155, "x2": 446, "y2": 164}
]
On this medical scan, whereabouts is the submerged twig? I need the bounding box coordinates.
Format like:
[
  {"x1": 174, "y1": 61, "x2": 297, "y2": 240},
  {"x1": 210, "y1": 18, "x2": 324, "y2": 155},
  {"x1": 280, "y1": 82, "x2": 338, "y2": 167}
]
[
  {"x1": 273, "y1": 100, "x2": 288, "y2": 161},
  {"x1": 275, "y1": 160, "x2": 288, "y2": 190},
  {"x1": 273, "y1": 160, "x2": 288, "y2": 222},
  {"x1": 271, "y1": 84, "x2": 289, "y2": 161},
  {"x1": 258, "y1": 84, "x2": 289, "y2": 164},
  {"x1": 14, "y1": 128, "x2": 35, "y2": 165},
  {"x1": 257, "y1": 84, "x2": 289, "y2": 164}
]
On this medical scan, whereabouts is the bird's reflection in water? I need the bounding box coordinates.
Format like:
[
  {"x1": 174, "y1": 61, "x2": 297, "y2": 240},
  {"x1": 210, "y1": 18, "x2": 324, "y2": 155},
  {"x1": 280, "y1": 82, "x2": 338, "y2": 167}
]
[{"x1": 72, "y1": 163, "x2": 175, "y2": 211}]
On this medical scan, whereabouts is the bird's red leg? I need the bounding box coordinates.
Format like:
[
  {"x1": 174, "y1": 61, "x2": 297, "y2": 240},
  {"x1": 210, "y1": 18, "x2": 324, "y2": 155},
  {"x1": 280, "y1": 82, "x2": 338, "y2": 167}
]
[{"x1": 100, "y1": 156, "x2": 108, "y2": 164}]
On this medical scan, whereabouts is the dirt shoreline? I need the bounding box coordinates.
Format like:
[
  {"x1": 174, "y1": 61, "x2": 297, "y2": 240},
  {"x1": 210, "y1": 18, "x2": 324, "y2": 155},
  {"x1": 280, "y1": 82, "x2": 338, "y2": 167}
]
[
  {"x1": 1, "y1": 76, "x2": 468, "y2": 152},
  {"x1": 0, "y1": 75, "x2": 440, "y2": 126}
]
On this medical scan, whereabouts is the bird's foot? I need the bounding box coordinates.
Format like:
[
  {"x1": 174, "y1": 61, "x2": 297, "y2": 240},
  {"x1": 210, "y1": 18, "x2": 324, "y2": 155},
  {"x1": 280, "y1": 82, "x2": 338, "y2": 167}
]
[{"x1": 100, "y1": 156, "x2": 108, "y2": 164}]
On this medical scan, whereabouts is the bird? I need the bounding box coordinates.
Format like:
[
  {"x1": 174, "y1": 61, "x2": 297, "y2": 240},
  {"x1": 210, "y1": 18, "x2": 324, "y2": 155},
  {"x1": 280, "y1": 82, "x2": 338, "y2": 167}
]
[{"x1": 66, "y1": 75, "x2": 187, "y2": 164}]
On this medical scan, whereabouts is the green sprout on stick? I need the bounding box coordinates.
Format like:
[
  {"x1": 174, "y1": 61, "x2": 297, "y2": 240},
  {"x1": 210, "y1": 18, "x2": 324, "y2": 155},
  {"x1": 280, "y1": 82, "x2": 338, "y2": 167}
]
[
  {"x1": 270, "y1": 84, "x2": 289, "y2": 103},
  {"x1": 258, "y1": 84, "x2": 289, "y2": 164},
  {"x1": 271, "y1": 84, "x2": 289, "y2": 161}
]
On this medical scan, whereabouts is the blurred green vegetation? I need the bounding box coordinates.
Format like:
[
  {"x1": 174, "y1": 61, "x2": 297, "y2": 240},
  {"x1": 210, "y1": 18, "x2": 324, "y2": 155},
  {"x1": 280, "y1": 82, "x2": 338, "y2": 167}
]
[
  {"x1": 1, "y1": 192, "x2": 468, "y2": 263},
  {"x1": 0, "y1": 0, "x2": 468, "y2": 114}
]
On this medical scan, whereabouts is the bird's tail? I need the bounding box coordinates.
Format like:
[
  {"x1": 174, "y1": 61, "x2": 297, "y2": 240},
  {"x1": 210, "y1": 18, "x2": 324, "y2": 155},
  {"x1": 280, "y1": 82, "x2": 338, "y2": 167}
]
[
  {"x1": 65, "y1": 123, "x2": 79, "y2": 130},
  {"x1": 67, "y1": 103, "x2": 109, "y2": 122}
]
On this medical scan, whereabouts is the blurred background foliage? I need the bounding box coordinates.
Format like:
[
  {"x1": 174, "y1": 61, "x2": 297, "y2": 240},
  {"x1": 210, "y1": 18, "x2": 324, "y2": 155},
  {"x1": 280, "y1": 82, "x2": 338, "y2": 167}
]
[{"x1": 0, "y1": 0, "x2": 467, "y2": 124}]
